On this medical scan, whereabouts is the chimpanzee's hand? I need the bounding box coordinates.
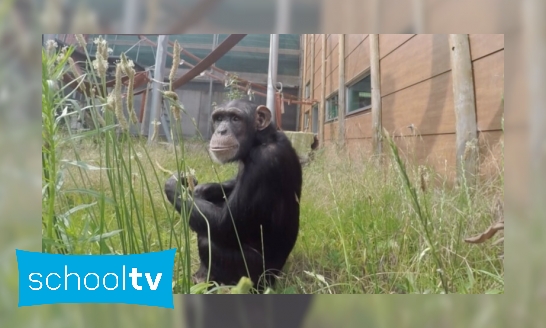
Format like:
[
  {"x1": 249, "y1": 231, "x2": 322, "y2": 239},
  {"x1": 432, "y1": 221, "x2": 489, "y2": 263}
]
[{"x1": 164, "y1": 171, "x2": 198, "y2": 205}]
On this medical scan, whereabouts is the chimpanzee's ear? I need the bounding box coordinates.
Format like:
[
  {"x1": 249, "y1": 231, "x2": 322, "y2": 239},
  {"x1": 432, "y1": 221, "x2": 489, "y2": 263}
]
[{"x1": 255, "y1": 105, "x2": 272, "y2": 131}]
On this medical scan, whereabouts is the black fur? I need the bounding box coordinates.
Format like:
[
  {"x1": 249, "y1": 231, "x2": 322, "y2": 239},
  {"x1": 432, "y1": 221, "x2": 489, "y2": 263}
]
[{"x1": 165, "y1": 99, "x2": 302, "y2": 292}]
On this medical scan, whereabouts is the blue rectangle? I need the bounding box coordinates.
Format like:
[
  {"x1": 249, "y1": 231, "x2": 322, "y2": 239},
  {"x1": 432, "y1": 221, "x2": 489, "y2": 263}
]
[{"x1": 16, "y1": 248, "x2": 176, "y2": 308}]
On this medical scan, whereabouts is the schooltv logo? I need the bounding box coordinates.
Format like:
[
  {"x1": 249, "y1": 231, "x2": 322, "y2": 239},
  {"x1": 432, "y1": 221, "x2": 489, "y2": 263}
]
[{"x1": 16, "y1": 248, "x2": 176, "y2": 308}]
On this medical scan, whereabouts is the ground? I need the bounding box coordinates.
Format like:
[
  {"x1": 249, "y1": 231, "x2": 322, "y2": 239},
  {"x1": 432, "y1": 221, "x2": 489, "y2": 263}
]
[{"x1": 45, "y1": 135, "x2": 504, "y2": 294}]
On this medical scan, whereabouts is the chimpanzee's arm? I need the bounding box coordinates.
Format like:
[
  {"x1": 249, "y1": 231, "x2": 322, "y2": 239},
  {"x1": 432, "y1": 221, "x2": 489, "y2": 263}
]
[
  {"x1": 193, "y1": 179, "x2": 236, "y2": 204},
  {"x1": 165, "y1": 177, "x2": 238, "y2": 237}
]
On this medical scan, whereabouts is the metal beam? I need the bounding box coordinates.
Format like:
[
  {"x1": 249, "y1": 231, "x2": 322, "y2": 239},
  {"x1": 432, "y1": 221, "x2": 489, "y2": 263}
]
[
  {"x1": 275, "y1": 0, "x2": 291, "y2": 33},
  {"x1": 122, "y1": 0, "x2": 140, "y2": 33},
  {"x1": 206, "y1": 33, "x2": 219, "y2": 140},
  {"x1": 267, "y1": 34, "x2": 279, "y2": 125},
  {"x1": 170, "y1": 34, "x2": 247, "y2": 90},
  {"x1": 147, "y1": 35, "x2": 170, "y2": 144},
  {"x1": 111, "y1": 39, "x2": 300, "y2": 55}
]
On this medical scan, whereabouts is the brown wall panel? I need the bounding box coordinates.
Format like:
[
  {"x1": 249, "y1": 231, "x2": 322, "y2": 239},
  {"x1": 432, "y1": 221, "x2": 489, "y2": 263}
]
[
  {"x1": 346, "y1": 138, "x2": 373, "y2": 160},
  {"x1": 325, "y1": 66, "x2": 339, "y2": 96},
  {"x1": 382, "y1": 71, "x2": 455, "y2": 136},
  {"x1": 345, "y1": 40, "x2": 370, "y2": 83},
  {"x1": 314, "y1": 38, "x2": 322, "y2": 62},
  {"x1": 314, "y1": 55, "x2": 322, "y2": 77},
  {"x1": 324, "y1": 122, "x2": 339, "y2": 141},
  {"x1": 473, "y1": 50, "x2": 504, "y2": 132},
  {"x1": 346, "y1": 111, "x2": 372, "y2": 138},
  {"x1": 380, "y1": 34, "x2": 451, "y2": 96},
  {"x1": 478, "y1": 130, "x2": 504, "y2": 178},
  {"x1": 313, "y1": 84, "x2": 321, "y2": 100},
  {"x1": 327, "y1": 34, "x2": 339, "y2": 56},
  {"x1": 325, "y1": 45, "x2": 339, "y2": 77},
  {"x1": 302, "y1": 34, "x2": 503, "y2": 183},
  {"x1": 428, "y1": 1, "x2": 502, "y2": 33},
  {"x1": 325, "y1": 67, "x2": 339, "y2": 98},
  {"x1": 391, "y1": 133, "x2": 457, "y2": 180},
  {"x1": 469, "y1": 34, "x2": 504, "y2": 61},
  {"x1": 345, "y1": 34, "x2": 368, "y2": 58},
  {"x1": 306, "y1": 35, "x2": 312, "y2": 57},
  {"x1": 379, "y1": 34, "x2": 415, "y2": 59}
]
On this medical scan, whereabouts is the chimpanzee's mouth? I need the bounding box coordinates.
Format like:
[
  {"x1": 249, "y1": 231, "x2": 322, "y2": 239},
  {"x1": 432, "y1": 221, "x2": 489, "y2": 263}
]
[{"x1": 210, "y1": 145, "x2": 238, "y2": 151}]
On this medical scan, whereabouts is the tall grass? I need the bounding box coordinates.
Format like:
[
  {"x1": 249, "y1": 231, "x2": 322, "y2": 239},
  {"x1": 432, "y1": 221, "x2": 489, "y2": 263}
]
[
  {"x1": 280, "y1": 141, "x2": 503, "y2": 294},
  {"x1": 42, "y1": 38, "x2": 503, "y2": 294},
  {"x1": 41, "y1": 38, "x2": 198, "y2": 293}
]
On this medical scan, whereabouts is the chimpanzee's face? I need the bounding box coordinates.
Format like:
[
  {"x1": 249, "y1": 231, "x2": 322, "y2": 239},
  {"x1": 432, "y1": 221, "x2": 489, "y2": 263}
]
[{"x1": 208, "y1": 99, "x2": 271, "y2": 164}]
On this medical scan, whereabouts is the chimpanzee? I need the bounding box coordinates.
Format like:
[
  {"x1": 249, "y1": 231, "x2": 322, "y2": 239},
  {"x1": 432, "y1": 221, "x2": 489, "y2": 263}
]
[{"x1": 164, "y1": 98, "x2": 303, "y2": 292}]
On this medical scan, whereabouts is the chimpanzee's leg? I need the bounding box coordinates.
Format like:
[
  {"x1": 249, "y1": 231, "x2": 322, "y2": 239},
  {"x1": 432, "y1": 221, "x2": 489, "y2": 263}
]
[{"x1": 196, "y1": 237, "x2": 278, "y2": 292}]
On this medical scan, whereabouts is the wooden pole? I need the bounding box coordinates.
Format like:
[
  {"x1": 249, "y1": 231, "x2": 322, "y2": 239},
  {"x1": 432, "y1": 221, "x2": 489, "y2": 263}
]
[
  {"x1": 309, "y1": 34, "x2": 316, "y2": 132},
  {"x1": 319, "y1": 34, "x2": 326, "y2": 146},
  {"x1": 147, "y1": 35, "x2": 169, "y2": 143},
  {"x1": 370, "y1": 34, "x2": 382, "y2": 156},
  {"x1": 448, "y1": 34, "x2": 478, "y2": 185},
  {"x1": 295, "y1": 35, "x2": 304, "y2": 131},
  {"x1": 338, "y1": 34, "x2": 346, "y2": 146},
  {"x1": 524, "y1": 0, "x2": 546, "y2": 214},
  {"x1": 299, "y1": 34, "x2": 307, "y2": 131}
]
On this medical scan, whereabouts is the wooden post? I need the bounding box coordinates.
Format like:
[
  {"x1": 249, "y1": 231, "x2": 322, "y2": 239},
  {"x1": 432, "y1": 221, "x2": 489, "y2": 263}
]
[
  {"x1": 296, "y1": 34, "x2": 307, "y2": 131},
  {"x1": 524, "y1": 0, "x2": 546, "y2": 212},
  {"x1": 449, "y1": 34, "x2": 478, "y2": 186},
  {"x1": 338, "y1": 34, "x2": 346, "y2": 146},
  {"x1": 319, "y1": 34, "x2": 326, "y2": 146},
  {"x1": 309, "y1": 34, "x2": 316, "y2": 132},
  {"x1": 370, "y1": 34, "x2": 382, "y2": 156}
]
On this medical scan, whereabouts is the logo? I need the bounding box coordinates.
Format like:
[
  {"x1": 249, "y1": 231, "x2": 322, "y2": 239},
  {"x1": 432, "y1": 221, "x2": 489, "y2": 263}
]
[{"x1": 16, "y1": 248, "x2": 176, "y2": 308}]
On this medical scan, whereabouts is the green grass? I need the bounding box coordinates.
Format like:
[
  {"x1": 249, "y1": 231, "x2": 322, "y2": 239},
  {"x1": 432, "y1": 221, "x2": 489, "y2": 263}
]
[{"x1": 41, "y1": 38, "x2": 504, "y2": 295}]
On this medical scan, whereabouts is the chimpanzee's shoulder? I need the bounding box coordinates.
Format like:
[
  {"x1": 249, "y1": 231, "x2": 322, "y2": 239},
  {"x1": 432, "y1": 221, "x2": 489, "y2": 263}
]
[{"x1": 251, "y1": 139, "x2": 296, "y2": 170}]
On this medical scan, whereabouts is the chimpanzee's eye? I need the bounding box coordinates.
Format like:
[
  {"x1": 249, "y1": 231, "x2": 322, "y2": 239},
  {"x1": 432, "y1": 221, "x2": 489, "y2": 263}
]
[
  {"x1": 214, "y1": 115, "x2": 223, "y2": 122},
  {"x1": 232, "y1": 115, "x2": 240, "y2": 122}
]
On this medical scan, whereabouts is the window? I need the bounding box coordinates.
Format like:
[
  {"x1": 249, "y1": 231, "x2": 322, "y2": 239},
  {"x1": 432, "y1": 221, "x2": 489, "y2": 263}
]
[
  {"x1": 346, "y1": 74, "x2": 372, "y2": 113},
  {"x1": 304, "y1": 112, "x2": 310, "y2": 131},
  {"x1": 325, "y1": 93, "x2": 338, "y2": 121},
  {"x1": 304, "y1": 82, "x2": 310, "y2": 99}
]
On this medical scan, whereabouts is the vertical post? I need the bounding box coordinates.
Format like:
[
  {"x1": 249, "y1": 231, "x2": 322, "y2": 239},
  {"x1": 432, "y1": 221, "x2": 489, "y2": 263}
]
[
  {"x1": 370, "y1": 0, "x2": 381, "y2": 32},
  {"x1": 147, "y1": 35, "x2": 169, "y2": 144},
  {"x1": 275, "y1": 0, "x2": 291, "y2": 33},
  {"x1": 412, "y1": 0, "x2": 425, "y2": 33},
  {"x1": 206, "y1": 34, "x2": 219, "y2": 140},
  {"x1": 122, "y1": 0, "x2": 140, "y2": 33},
  {"x1": 319, "y1": 34, "x2": 326, "y2": 146},
  {"x1": 309, "y1": 35, "x2": 315, "y2": 132},
  {"x1": 296, "y1": 34, "x2": 305, "y2": 131},
  {"x1": 267, "y1": 34, "x2": 279, "y2": 125},
  {"x1": 43, "y1": 34, "x2": 56, "y2": 45},
  {"x1": 370, "y1": 34, "x2": 382, "y2": 156},
  {"x1": 524, "y1": 0, "x2": 546, "y2": 213},
  {"x1": 448, "y1": 34, "x2": 478, "y2": 185},
  {"x1": 338, "y1": 34, "x2": 346, "y2": 146}
]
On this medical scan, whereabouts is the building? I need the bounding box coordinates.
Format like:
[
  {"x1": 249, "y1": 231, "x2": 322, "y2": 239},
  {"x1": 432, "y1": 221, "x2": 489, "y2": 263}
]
[
  {"x1": 298, "y1": 34, "x2": 504, "y2": 180},
  {"x1": 52, "y1": 34, "x2": 303, "y2": 138}
]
